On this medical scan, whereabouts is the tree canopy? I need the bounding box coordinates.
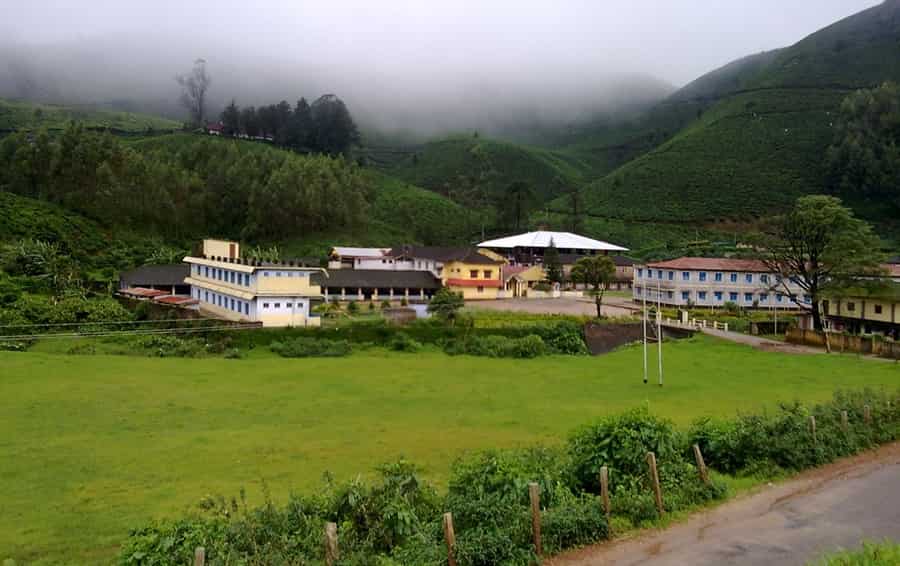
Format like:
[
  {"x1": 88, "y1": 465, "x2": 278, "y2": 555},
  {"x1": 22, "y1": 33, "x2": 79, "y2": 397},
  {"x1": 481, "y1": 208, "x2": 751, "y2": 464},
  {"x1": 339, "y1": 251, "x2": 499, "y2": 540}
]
[
  {"x1": 826, "y1": 82, "x2": 900, "y2": 212},
  {"x1": 758, "y1": 195, "x2": 883, "y2": 330},
  {"x1": 570, "y1": 255, "x2": 616, "y2": 318}
]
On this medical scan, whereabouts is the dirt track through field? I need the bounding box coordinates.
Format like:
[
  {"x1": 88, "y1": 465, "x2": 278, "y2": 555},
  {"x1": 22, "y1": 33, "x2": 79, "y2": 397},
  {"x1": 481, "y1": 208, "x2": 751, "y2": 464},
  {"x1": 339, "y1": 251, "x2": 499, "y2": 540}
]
[{"x1": 547, "y1": 442, "x2": 900, "y2": 566}]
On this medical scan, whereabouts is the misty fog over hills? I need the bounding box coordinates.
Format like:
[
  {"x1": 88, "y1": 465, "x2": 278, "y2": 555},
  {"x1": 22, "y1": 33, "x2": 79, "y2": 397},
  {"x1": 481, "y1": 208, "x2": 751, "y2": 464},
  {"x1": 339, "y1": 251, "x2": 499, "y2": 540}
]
[{"x1": 0, "y1": 0, "x2": 881, "y2": 142}]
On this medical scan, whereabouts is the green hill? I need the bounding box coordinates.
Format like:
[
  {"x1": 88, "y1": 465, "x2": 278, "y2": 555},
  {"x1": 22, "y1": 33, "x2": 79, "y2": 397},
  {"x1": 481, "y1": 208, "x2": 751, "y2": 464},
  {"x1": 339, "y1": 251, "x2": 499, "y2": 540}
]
[
  {"x1": 561, "y1": 0, "x2": 900, "y2": 229},
  {"x1": 0, "y1": 97, "x2": 181, "y2": 133},
  {"x1": 388, "y1": 135, "x2": 594, "y2": 202}
]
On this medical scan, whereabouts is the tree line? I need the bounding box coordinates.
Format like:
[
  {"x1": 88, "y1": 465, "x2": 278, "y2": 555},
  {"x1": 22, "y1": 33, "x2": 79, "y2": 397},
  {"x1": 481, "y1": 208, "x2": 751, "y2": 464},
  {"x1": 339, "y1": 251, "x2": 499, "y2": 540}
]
[
  {"x1": 218, "y1": 94, "x2": 360, "y2": 156},
  {"x1": 0, "y1": 124, "x2": 368, "y2": 241}
]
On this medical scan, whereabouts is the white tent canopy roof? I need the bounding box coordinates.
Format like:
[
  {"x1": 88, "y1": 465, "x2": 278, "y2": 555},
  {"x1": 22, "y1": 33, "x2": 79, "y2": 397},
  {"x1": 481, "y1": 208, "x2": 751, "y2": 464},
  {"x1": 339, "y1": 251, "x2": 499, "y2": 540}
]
[{"x1": 478, "y1": 231, "x2": 628, "y2": 251}]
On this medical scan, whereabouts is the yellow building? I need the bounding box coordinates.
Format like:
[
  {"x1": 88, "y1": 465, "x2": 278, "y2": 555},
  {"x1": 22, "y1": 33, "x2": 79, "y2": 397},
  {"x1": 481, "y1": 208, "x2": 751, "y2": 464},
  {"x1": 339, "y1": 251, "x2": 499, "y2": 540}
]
[
  {"x1": 502, "y1": 264, "x2": 546, "y2": 297},
  {"x1": 183, "y1": 239, "x2": 326, "y2": 327},
  {"x1": 823, "y1": 286, "x2": 900, "y2": 338},
  {"x1": 443, "y1": 254, "x2": 504, "y2": 299}
]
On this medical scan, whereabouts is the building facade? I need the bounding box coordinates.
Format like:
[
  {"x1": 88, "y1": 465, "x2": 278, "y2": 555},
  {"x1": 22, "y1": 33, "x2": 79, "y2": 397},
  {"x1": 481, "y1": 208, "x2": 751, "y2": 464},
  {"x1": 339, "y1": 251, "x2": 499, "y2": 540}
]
[
  {"x1": 184, "y1": 239, "x2": 326, "y2": 327},
  {"x1": 633, "y1": 257, "x2": 808, "y2": 309}
]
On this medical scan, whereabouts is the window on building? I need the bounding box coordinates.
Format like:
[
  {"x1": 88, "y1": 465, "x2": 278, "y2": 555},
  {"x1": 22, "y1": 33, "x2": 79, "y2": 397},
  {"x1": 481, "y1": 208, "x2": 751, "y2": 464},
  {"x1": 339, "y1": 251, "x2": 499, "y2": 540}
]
[
  {"x1": 285, "y1": 302, "x2": 293, "y2": 308},
  {"x1": 873, "y1": 304, "x2": 883, "y2": 314},
  {"x1": 230, "y1": 272, "x2": 236, "y2": 284},
  {"x1": 714, "y1": 291, "x2": 723, "y2": 301},
  {"x1": 730, "y1": 273, "x2": 738, "y2": 283},
  {"x1": 699, "y1": 272, "x2": 707, "y2": 282},
  {"x1": 715, "y1": 272, "x2": 723, "y2": 282},
  {"x1": 245, "y1": 303, "x2": 250, "y2": 315},
  {"x1": 730, "y1": 292, "x2": 739, "y2": 301},
  {"x1": 803, "y1": 295, "x2": 812, "y2": 303},
  {"x1": 276, "y1": 271, "x2": 282, "y2": 277},
  {"x1": 744, "y1": 293, "x2": 753, "y2": 302},
  {"x1": 477, "y1": 286, "x2": 484, "y2": 293},
  {"x1": 681, "y1": 291, "x2": 690, "y2": 300},
  {"x1": 760, "y1": 293, "x2": 769, "y2": 302},
  {"x1": 263, "y1": 302, "x2": 269, "y2": 309},
  {"x1": 698, "y1": 291, "x2": 707, "y2": 300},
  {"x1": 682, "y1": 271, "x2": 690, "y2": 281},
  {"x1": 647, "y1": 270, "x2": 653, "y2": 279},
  {"x1": 761, "y1": 274, "x2": 769, "y2": 284},
  {"x1": 204, "y1": 291, "x2": 209, "y2": 302},
  {"x1": 668, "y1": 271, "x2": 674, "y2": 280},
  {"x1": 264, "y1": 271, "x2": 270, "y2": 277},
  {"x1": 776, "y1": 293, "x2": 783, "y2": 302},
  {"x1": 484, "y1": 270, "x2": 493, "y2": 278},
  {"x1": 667, "y1": 291, "x2": 674, "y2": 299},
  {"x1": 470, "y1": 270, "x2": 478, "y2": 278},
  {"x1": 230, "y1": 298, "x2": 235, "y2": 310},
  {"x1": 745, "y1": 274, "x2": 753, "y2": 283},
  {"x1": 657, "y1": 270, "x2": 663, "y2": 279},
  {"x1": 274, "y1": 303, "x2": 281, "y2": 308},
  {"x1": 847, "y1": 302, "x2": 856, "y2": 311},
  {"x1": 637, "y1": 268, "x2": 643, "y2": 278}
]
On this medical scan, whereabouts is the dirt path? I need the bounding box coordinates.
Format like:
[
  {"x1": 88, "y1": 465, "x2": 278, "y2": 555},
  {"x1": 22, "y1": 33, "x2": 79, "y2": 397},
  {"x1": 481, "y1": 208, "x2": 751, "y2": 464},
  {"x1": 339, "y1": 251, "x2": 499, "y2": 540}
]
[{"x1": 547, "y1": 442, "x2": 900, "y2": 566}]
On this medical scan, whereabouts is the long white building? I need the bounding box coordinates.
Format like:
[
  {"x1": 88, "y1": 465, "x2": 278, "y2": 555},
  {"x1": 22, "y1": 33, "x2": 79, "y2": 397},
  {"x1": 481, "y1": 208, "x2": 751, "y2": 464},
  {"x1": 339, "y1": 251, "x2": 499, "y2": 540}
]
[{"x1": 633, "y1": 257, "x2": 809, "y2": 309}]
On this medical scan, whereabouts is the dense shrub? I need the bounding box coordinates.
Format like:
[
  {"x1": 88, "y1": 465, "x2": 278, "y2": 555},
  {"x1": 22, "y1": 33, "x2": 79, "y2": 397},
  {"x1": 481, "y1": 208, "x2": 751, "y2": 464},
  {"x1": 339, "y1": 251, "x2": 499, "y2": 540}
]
[
  {"x1": 389, "y1": 332, "x2": 423, "y2": 353},
  {"x1": 119, "y1": 389, "x2": 900, "y2": 566},
  {"x1": 270, "y1": 337, "x2": 352, "y2": 357},
  {"x1": 444, "y1": 334, "x2": 547, "y2": 358},
  {"x1": 137, "y1": 335, "x2": 203, "y2": 357}
]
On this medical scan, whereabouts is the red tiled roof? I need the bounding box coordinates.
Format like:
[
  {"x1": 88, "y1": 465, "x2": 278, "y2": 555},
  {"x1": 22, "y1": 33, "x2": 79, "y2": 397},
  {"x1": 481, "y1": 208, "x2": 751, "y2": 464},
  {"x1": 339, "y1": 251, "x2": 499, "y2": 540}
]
[
  {"x1": 446, "y1": 278, "x2": 503, "y2": 288},
  {"x1": 645, "y1": 257, "x2": 769, "y2": 272},
  {"x1": 122, "y1": 287, "x2": 169, "y2": 298},
  {"x1": 154, "y1": 295, "x2": 199, "y2": 305}
]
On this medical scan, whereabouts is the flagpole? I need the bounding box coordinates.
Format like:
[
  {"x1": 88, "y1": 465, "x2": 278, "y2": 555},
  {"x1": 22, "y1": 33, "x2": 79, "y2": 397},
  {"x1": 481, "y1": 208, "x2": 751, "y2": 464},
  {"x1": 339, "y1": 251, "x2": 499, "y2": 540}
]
[
  {"x1": 642, "y1": 287, "x2": 648, "y2": 384},
  {"x1": 657, "y1": 280, "x2": 663, "y2": 387}
]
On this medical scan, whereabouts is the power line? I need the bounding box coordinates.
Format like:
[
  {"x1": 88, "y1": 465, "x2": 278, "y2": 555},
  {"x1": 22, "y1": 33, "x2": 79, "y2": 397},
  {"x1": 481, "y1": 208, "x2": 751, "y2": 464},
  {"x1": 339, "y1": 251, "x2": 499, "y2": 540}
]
[
  {"x1": 0, "y1": 323, "x2": 261, "y2": 341},
  {"x1": 0, "y1": 317, "x2": 226, "y2": 329}
]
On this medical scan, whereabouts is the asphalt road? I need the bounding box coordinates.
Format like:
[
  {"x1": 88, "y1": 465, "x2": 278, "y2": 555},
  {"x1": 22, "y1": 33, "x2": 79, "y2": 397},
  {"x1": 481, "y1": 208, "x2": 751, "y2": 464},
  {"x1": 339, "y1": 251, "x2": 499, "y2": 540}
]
[{"x1": 548, "y1": 442, "x2": 900, "y2": 566}]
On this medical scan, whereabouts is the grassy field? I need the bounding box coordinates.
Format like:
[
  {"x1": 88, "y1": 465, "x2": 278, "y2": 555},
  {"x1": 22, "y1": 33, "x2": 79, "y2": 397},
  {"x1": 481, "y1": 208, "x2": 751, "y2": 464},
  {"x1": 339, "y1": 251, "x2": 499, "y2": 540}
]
[{"x1": 2, "y1": 336, "x2": 898, "y2": 564}]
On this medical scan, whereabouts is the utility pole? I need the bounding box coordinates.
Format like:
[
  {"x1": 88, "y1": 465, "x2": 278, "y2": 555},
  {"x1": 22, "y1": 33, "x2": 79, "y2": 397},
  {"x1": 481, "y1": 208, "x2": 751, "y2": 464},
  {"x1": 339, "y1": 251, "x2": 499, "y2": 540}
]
[
  {"x1": 657, "y1": 280, "x2": 663, "y2": 387},
  {"x1": 642, "y1": 288, "x2": 648, "y2": 384}
]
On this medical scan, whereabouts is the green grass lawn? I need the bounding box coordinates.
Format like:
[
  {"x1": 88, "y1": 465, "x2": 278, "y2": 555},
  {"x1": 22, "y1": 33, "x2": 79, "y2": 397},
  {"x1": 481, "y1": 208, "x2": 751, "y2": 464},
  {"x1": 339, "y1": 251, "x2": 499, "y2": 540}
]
[{"x1": 1, "y1": 336, "x2": 898, "y2": 564}]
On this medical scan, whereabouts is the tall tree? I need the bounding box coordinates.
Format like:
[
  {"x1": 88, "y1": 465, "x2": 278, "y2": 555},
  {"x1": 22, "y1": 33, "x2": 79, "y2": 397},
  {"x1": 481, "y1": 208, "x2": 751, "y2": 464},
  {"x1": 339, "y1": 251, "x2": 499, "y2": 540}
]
[
  {"x1": 544, "y1": 237, "x2": 563, "y2": 285},
  {"x1": 175, "y1": 59, "x2": 212, "y2": 126},
  {"x1": 759, "y1": 195, "x2": 883, "y2": 331},
  {"x1": 221, "y1": 99, "x2": 241, "y2": 136},
  {"x1": 273, "y1": 100, "x2": 293, "y2": 145},
  {"x1": 310, "y1": 94, "x2": 360, "y2": 155},
  {"x1": 570, "y1": 255, "x2": 616, "y2": 318},
  {"x1": 240, "y1": 106, "x2": 259, "y2": 138},
  {"x1": 826, "y1": 82, "x2": 900, "y2": 210},
  {"x1": 503, "y1": 181, "x2": 535, "y2": 231},
  {"x1": 288, "y1": 97, "x2": 313, "y2": 148}
]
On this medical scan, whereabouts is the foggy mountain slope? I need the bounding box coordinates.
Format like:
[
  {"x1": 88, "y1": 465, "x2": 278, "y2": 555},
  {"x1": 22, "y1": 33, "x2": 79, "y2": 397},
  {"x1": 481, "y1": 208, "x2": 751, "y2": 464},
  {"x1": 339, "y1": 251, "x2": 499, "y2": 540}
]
[{"x1": 556, "y1": 0, "x2": 900, "y2": 230}]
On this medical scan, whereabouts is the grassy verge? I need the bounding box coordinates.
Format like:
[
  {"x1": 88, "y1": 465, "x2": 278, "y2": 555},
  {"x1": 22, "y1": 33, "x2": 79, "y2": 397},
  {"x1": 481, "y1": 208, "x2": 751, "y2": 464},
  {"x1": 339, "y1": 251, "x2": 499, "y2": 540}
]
[
  {"x1": 1, "y1": 336, "x2": 898, "y2": 563},
  {"x1": 807, "y1": 541, "x2": 900, "y2": 565}
]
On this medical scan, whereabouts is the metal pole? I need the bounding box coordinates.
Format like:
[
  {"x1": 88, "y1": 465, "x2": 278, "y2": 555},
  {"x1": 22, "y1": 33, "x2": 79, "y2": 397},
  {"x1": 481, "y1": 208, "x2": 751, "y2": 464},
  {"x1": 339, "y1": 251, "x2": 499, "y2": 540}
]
[
  {"x1": 643, "y1": 288, "x2": 648, "y2": 384},
  {"x1": 657, "y1": 280, "x2": 663, "y2": 387}
]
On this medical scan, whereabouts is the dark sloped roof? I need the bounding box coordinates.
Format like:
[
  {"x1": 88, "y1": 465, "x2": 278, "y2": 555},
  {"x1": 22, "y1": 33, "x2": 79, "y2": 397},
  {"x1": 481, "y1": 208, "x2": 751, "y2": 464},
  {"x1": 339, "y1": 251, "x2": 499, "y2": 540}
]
[
  {"x1": 120, "y1": 264, "x2": 189, "y2": 286},
  {"x1": 391, "y1": 245, "x2": 502, "y2": 265},
  {"x1": 323, "y1": 269, "x2": 442, "y2": 289}
]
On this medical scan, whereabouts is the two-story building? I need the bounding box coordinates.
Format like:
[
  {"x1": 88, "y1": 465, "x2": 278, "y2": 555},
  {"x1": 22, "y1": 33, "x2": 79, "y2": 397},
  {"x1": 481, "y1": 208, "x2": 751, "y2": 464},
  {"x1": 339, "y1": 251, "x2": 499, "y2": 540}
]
[
  {"x1": 633, "y1": 257, "x2": 808, "y2": 309},
  {"x1": 821, "y1": 263, "x2": 900, "y2": 337},
  {"x1": 184, "y1": 239, "x2": 327, "y2": 327}
]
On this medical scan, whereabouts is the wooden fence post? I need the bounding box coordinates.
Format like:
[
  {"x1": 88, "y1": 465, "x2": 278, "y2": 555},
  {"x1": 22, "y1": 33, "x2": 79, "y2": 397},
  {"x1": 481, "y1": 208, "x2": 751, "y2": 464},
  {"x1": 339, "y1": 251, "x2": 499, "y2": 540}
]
[
  {"x1": 324, "y1": 522, "x2": 338, "y2": 566},
  {"x1": 841, "y1": 410, "x2": 849, "y2": 433},
  {"x1": 864, "y1": 404, "x2": 872, "y2": 425},
  {"x1": 692, "y1": 444, "x2": 710, "y2": 485},
  {"x1": 443, "y1": 512, "x2": 457, "y2": 566},
  {"x1": 599, "y1": 466, "x2": 611, "y2": 524},
  {"x1": 810, "y1": 415, "x2": 817, "y2": 445},
  {"x1": 193, "y1": 547, "x2": 205, "y2": 566},
  {"x1": 529, "y1": 482, "x2": 542, "y2": 556},
  {"x1": 646, "y1": 452, "x2": 664, "y2": 516}
]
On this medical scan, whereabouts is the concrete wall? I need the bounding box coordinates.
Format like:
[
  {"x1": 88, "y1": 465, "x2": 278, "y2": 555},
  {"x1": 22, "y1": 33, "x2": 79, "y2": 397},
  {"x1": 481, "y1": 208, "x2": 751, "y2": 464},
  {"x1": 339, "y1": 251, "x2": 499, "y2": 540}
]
[{"x1": 786, "y1": 328, "x2": 900, "y2": 360}]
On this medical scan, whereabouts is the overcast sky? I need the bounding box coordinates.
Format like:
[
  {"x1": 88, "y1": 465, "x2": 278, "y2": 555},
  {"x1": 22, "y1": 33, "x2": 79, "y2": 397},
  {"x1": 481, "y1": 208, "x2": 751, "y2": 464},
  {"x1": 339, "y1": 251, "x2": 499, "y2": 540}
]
[
  {"x1": 1, "y1": 0, "x2": 884, "y2": 136},
  {"x1": 5, "y1": 0, "x2": 881, "y2": 86}
]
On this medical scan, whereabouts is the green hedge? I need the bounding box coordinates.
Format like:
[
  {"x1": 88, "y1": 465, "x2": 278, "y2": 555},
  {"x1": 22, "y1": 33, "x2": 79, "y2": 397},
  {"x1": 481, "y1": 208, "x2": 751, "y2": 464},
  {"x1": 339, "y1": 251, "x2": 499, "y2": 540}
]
[{"x1": 119, "y1": 388, "x2": 900, "y2": 565}]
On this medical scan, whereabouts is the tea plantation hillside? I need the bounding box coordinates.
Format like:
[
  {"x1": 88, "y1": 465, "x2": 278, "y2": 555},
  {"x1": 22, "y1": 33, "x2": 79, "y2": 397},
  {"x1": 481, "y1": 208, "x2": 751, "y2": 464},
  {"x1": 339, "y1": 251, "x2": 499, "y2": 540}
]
[
  {"x1": 0, "y1": 97, "x2": 180, "y2": 133},
  {"x1": 551, "y1": 0, "x2": 900, "y2": 228},
  {"x1": 389, "y1": 135, "x2": 595, "y2": 202}
]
